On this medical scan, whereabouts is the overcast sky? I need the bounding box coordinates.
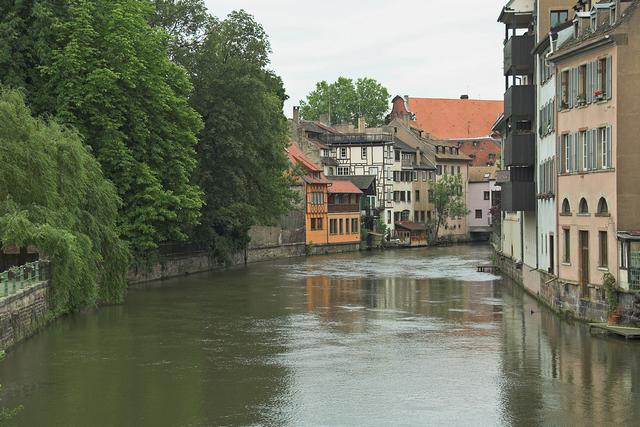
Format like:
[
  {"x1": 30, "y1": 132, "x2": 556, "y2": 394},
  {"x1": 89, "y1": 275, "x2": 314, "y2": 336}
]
[{"x1": 205, "y1": 0, "x2": 506, "y2": 118}]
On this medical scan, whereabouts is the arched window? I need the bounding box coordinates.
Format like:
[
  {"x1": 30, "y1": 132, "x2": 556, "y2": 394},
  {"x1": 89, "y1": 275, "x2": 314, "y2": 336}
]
[
  {"x1": 562, "y1": 198, "x2": 571, "y2": 214},
  {"x1": 597, "y1": 197, "x2": 609, "y2": 215},
  {"x1": 579, "y1": 198, "x2": 589, "y2": 214}
]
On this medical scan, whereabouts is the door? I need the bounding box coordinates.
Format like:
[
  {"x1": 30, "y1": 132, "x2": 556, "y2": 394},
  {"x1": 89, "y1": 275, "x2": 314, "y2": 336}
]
[
  {"x1": 579, "y1": 231, "x2": 589, "y2": 297},
  {"x1": 549, "y1": 234, "x2": 554, "y2": 274}
]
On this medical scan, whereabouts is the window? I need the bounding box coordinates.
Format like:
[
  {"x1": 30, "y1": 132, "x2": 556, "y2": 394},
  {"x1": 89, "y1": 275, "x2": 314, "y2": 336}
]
[
  {"x1": 339, "y1": 147, "x2": 348, "y2": 159},
  {"x1": 578, "y1": 64, "x2": 587, "y2": 102},
  {"x1": 596, "y1": 56, "x2": 612, "y2": 99},
  {"x1": 428, "y1": 190, "x2": 434, "y2": 202},
  {"x1": 436, "y1": 165, "x2": 442, "y2": 175},
  {"x1": 600, "y1": 126, "x2": 612, "y2": 169},
  {"x1": 581, "y1": 130, "x2": 588, "y2": 171},
  {"x1": 484, "y1": 191, "x2": 490, "y2": 201},
  {"x1": 599, "y1": 231, "x2": 608, "y2": 268},
  {"x1": 328, "y1": 167, "x2": 334, "y2": 176},
  {"x1": 562, "y1": 198, "x2": 571, "y2": 214},
  {"x1": 562, "y1": 133, "x2": 571, "y2": 173},
  {"x1": 345, "y1": 218, "x2": 350, "y2": 234},
  {"x1": 387, "y1": 210, "x2": 391, "y2": 224},
  {"x1": 415, "y1": 190, "x2": 420, "y2": 201},
  {"x1": 351, "y1": 218, "x2": 359, "y2": 234},
  {"x1": 368, "y1": 167, "x2": 378, "y2": 176},
  {"x1": 311, "y1": 218, "x2": 323, "y2": 231},
  {"x1": 339, "y1": 219, "x2": 343, "y2": 234},
  {"x1": 395, "y1": 150, "x2": 400, "y2": 161},
  {"x1": 450, "y1": 166, "x2": 455, "y2": 175},
  {"x1": 597, "y1": 197, "x2": 609, "y2": 215},
  {"x1": 361, "y1": 147, "x2": 367, "y2": 159},
  {"x1": 311, "y1": 192, "x2": 324, "y2": 205},
  {"x1": 550, "y1": 10, "x2": 569, "y2": 28},
  {"x1": 560, "y1": 70, "x2": 569, "y2": 108},
  {"x1": 475, "y1": 209, "x2": 482, "y2": 219},
  {"x1": 330, "y1": 219, "x2": 338, "y2": 234},
  {"x1": 610, "y1": 4, "x2": 617, "y2": 25},
  {"x1": 579, "y1": 198, "x2": 589, "y2": 214},
  {"x1": 420, "y1": 211, "x2": 425, "y2": 222},
  {"x1": 563, "y1": 228, "x2": 571, "y2": 263},
  {"x1": 457, "y1": 166, "x2": 461, "y2": 175},
  {"x1": 407, "y1": 191, "x2": 411, "y2": 202},
  {"x1": 337, "y1": 166, "x2": 350, "y2": 176}
]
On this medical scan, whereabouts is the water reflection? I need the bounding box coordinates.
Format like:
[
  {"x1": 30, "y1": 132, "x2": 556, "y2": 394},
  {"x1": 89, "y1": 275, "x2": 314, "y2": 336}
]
[{"x1": 1, "y1": 245, "x2": 639, "y2": 426}]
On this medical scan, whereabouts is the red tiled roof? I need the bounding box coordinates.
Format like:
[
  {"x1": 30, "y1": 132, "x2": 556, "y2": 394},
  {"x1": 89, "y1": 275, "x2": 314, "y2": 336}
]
[
  {"x1": 287, "y1": 143, "x2": 322, "y2": 173},
  {"x1": 407, "y1": 97, "x2": 504, "y2": 140},
  {"x1": 328, "y1": 180, "x2": 362, "y2": 194}
]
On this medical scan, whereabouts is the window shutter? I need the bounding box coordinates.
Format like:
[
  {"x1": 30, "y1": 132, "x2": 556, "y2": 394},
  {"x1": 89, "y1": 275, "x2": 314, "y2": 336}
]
[
  {"x1": 606, "y1": 126, "x2": 612, "y2": 168},
  {"x1": 568, "y1": 69, "x2": 574, "y2": 108},
  {"x1": 606, "y1": 56, "x2": 613, "y2": 99},
  {"x1": 557, "y1": 73, "x2": 563, "y2": 107},
  {"x1": 567, "y1": 134, "x2": 572, "y2": 172},
  {"x1": 592, "y1": 60, "x2": 599, "y2": 94},
  {"x1": 574, "y1": 132, "x2": 580, "y2": 172},
  {"x1": 557, "y1": 136, "x2": 563, "y2": 174},
  {"x1": 592, "y1": 129, "x2": 598, "y2": 170},
  {"x1": 551, "y1": 99, "x2": 555, "y2": 131},
  {"x1": 586, "y1": 62, "x2": 592, "y2": 103}
]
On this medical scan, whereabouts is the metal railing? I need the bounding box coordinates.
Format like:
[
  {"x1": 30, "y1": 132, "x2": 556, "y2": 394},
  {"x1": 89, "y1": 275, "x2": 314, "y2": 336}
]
[{"x1": 0, "y1": 260, "x2": 50, "y2": 299}]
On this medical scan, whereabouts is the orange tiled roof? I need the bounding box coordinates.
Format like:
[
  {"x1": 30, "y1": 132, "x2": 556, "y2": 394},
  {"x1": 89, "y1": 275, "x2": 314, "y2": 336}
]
[
  {"x1": 328, "y1": 180, "x2": 363, "y2": 194},
  {"x1": 407, "y1": 97, "x2": 504, "y2": 140},
  {"x1": 287, "y1": 142, "x2": 323, "y2": 173}
]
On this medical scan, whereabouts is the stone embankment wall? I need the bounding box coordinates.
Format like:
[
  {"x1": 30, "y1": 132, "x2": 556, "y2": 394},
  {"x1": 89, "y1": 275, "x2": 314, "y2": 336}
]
[
  {"x1": 0, "y1": 281, "x2": 50, "y2": 352},
  {"x1": 496, "y1": 250, "x2": 639, "y2": 323},
  {"x1": 129, "y1": 224, "x2": 307, "y2": 284}
]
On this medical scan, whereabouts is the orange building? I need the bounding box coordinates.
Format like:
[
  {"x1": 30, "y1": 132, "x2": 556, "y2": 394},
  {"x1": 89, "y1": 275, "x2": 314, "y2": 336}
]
[
  {"x1": 327, "y1": 180, "x2": 362, "y2": 245},
  {"x1": 287, "y1": 143, "x2": 330, "y2": 245}
]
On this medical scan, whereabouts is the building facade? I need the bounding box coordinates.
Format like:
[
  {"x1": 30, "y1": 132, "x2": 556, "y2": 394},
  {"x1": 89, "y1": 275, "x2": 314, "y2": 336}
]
[{"x1": 549, "y1": 0, "x2": 640, "y2": 291}]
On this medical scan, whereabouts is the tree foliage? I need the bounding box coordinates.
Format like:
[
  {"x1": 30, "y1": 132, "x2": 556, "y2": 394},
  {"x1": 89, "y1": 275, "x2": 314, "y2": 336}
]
[
  {"x1": 299, "y1": 77, "x2": 390, "y2": 127},
  {"x1": 0, "y1": 88, "x2": 129, "y2": 311},
  {"x1": 0, "y1": 0, "x2": 203, "y2": 255},
  {"x1": 149, "y1": 0, "x2": 215, "y2": 71},
  {"x1": 428, "y1": 174, "x2": 470, "y2": 240},
  {"x1": 188, "y1": 10, "x2": 294, "y2": 261}
]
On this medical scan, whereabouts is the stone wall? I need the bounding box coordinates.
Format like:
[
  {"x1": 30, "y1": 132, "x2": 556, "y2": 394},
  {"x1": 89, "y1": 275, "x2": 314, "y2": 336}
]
[
  {"x1": 308, "y1": 242, "x2": 362, "y2": 256},
  {"x1": 0, "y1": 281, "x2": 50, "y2": 352},
  {"x1": 128, "y1": 243, "x2": 307, "y2": 285}
]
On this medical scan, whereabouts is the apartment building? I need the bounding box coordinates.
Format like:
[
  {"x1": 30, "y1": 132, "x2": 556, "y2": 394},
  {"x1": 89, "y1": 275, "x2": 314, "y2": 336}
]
[
  {"x1": 467, "y1": 166, "x2": 500, "y2": 240},
  {"x1": 549, "y1": 0, "x2": 640, "y2": 291}
]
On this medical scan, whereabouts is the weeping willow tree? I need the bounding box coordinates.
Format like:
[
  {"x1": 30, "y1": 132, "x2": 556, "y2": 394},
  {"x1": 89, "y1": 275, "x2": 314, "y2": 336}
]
[{"x1": 0, "y1": 88, "x2": 129, "y2": 312}]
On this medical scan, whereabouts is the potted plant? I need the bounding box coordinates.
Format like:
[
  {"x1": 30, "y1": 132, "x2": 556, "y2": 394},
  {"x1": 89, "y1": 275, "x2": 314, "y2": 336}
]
[
  {"x1": 594, "y1": 89, "x2": 604, "y2": 101},
  {"x1": 603, "y1": 272, "x2": 621, "y2": 324},
  {"x1": 577, "y1": 95, "x2": 587, "y2": 106},
  {"x1": 560, "y1": 100, "x2": 569, "y2": 110}
]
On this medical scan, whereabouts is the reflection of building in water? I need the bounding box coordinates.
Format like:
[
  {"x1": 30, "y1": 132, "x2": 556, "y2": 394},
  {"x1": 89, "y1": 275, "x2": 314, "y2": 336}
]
[
  {"x1": 499, "y1": 283, "x2": 638, "y2": 425},
  {"x1": 305, "y1": 276, "x2": 368, "y2": 332},
  {"x1": 305, "y1": 271, "x2": 504, "y2": 336}
]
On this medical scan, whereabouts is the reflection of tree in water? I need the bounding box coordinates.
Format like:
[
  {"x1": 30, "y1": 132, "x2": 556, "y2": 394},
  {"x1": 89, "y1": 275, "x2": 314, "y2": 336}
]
[{"x1": 498, "y1": 279, "x2": 640, "y2": 426}]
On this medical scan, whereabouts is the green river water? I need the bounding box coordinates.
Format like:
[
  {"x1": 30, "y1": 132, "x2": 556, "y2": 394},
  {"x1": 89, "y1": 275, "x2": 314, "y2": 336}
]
[{"x1": 1, "y1": 245, "x2": 639, "y2": 426}]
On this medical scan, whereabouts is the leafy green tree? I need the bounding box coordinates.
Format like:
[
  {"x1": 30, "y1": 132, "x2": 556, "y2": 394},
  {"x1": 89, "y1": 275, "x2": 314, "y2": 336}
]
[
  {"x1": 0, "y1": 0, "x2": 203, "y2": 255},
  {"x1": 149, "y1": 0, "x2": 215, "y2": 71},
  {"x1": 299, "y1": 77, "x2": 390, "y2": 127},
  {"x1": 428, "y1": 174, "x2": 469, "y2": 241},
  {"x1": 190, "y1": 10, "x2": 294, "y2": 261},
  {"x1": 0, "y1": 88, "x2": 129, "y2": 310}
]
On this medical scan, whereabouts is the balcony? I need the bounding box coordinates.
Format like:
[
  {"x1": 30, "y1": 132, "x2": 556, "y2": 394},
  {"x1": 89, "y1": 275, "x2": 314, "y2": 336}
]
[
  {"x1": 504, "y1": 85, "x2": 535, "y2": 120},
  {"x1": 503, "y1": 132, "x2": 535, "y2": 167},
  {"x1": 328, "y1": 204, "x2": 360, "y2": 213},
  {"x1": 500, "y1": 181, "x2": 536, "y2": 212},
  {"x1": 504, "y1": 35, "x2": 534, "y2": 76}
]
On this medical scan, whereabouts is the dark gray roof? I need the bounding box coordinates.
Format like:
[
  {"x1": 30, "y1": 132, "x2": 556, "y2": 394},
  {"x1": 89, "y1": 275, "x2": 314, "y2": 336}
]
[{"x1": 393, "y1": 137, "x2": 417, "y2": 153}]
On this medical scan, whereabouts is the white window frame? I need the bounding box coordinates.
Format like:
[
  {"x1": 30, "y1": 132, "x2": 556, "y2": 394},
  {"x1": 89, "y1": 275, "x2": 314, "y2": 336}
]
[{"x1": 337, "y1": 166, "x2": 350, "y2": 176}]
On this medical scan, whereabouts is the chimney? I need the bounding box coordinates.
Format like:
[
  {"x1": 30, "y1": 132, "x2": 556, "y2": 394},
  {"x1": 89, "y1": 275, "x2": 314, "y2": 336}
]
[
  {"x1": 292, "y1": 106, "x2": 300, "y2": 124},
  {"x1": 415, "y1": 147, "x2": 421, "y2": 166},
  {"x1": 357, "y1": 115, "x2": 366, "y2": 132},
  {"x1": 319, "y1": 113, "x2": 330, "y2": 125},
  {"x1": 460, "y1": 94, "x2": 469, "y2": 100}
]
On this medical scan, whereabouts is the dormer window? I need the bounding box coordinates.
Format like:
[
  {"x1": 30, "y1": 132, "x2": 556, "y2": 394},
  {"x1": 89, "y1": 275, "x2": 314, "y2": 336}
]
[{"x1": 610, "y1": 4, "x2": 617, "y2": 25}]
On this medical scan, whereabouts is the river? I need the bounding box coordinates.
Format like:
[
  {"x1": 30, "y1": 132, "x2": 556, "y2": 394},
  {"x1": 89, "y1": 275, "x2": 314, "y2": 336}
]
[{"x1": 1, "y1": 245, "x2": 639, "y2": 426}]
